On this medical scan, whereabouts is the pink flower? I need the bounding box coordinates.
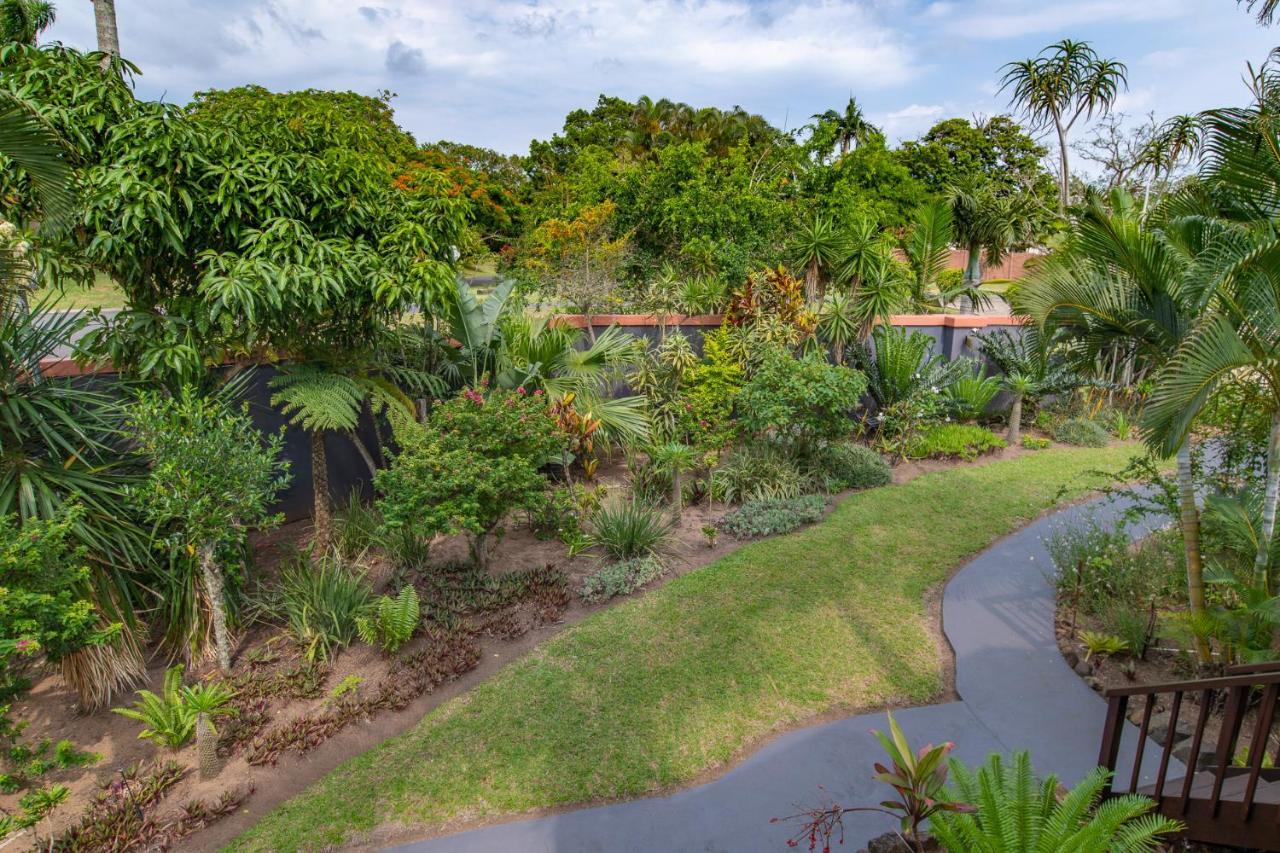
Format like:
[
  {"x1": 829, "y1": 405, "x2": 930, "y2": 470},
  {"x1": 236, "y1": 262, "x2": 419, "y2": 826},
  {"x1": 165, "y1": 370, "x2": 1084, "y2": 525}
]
[
  {"x1": 516, "y1": 387, "x2": 527, "y2": 395},
  {"x1": 534, "y1": 389, "x2": 544, "y2": 397}
]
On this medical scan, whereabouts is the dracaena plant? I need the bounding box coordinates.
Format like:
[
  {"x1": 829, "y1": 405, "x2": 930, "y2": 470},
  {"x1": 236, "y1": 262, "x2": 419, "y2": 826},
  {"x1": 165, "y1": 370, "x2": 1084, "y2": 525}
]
[{"x1": 774, "y1": 712, "x2": 968, "y2": 852}]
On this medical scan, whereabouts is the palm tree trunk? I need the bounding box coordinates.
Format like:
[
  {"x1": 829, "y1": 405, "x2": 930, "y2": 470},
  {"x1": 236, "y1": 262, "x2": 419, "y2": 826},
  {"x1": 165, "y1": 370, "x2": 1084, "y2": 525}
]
[
  {"x1": 833, "y1": 339, "x2": 845, "y2": 366},
  {"x1": 964, "y1": 243, "x2": 982, "y2": 313},
  {"x1": 91, "y1": 0, "x2": 121, "y2": 60},
  {"x1": 1254, "y1": 408, "x2": 1280, "y2": 591},
  {"x1": 311, "y1": 431, "x2": 333, "y2": 551},
  {"x1": 1176, "y1": 438, "x2": 1212, "y2": 666},
  {"x1": 671, "y1": 468, "x2": 682, "y2": 516},
  {"x1": 199, "y1": 542, "x2": 232, "y2": 671},
  {"x1": 804, "y1": 260, "x2": 819, "y2": 304},
  {"x1": 1007, "y1": 394, "x2": 1023, "y2": 446},
  {"x1": 1055, "y1": 119, "x2": 1070, "y2": 214}
]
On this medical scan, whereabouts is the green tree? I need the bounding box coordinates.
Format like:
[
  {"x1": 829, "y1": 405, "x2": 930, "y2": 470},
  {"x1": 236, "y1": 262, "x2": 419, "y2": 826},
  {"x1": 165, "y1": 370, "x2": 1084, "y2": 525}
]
[
  {"x1": 898, "y1": 115, "x2": 1056, "y2": 210},
  {"x1": 1001, "y1": 39, "x2": 1128, "y2": 212},
  {"x1": 790, "y1": 215, "x2": 844, "y2": 303},
  {"x1": 900, "y1": 200, "x2": 953, "y2": 311},
  {"x1": 811, "y1": 96, "x2": 877, "y2": 158},
  {"x1": 128, "y1": 386, "x2": 290, "y2": 670},
  {"x1": 946, "y1": 178, "x2": 1036, "y2": 306},
  {"x1": 0, "y1": 0, "x2": 53, "y2": 45}
]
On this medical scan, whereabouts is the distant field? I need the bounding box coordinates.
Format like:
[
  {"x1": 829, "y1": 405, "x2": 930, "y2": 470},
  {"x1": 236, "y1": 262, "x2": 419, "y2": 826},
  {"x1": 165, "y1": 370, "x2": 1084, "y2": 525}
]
[{"x1": 34, "y1": 273, "x2": 125, "y2": 310}]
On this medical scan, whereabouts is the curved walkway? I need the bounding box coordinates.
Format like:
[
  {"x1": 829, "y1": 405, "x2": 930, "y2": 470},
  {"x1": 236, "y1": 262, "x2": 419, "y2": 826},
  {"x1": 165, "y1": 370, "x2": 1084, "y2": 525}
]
[{"x1": 394, "y1": 495, "x2": 1174, "y2": 853}]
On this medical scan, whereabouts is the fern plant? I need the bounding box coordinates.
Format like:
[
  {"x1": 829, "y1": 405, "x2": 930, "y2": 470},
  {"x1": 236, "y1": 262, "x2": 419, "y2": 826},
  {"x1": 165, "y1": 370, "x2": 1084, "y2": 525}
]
[
  {"x1": 112, "y1": 666, "x2": 235, "y2": 750},
  {"x1": 929, "y1": 752, "x2": 1182, "y2": 853},
  {"x1": 357, "y1": 585, "x2": 420, "y2": 654}
]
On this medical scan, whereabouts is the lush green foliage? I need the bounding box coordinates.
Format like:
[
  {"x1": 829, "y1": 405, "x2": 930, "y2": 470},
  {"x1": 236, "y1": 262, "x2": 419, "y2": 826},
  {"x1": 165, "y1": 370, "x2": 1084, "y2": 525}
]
[
  {"x1": 721, "y1": 495, "x2": 827, "y2": 539},
  {"x1": 357, "y1": 586, "x2": 420, "y2": 655},
  {"x1": 0, "y1": 510, "x2": 114, "y2": 701},
  {"x1": 929, "y1": 752, "x2": 1181, "y2": 852},
  {"x1": 945, "y1": 367, "x2": 1001, "y2": 421},
  {"x1": 579, "y1": 557, "x2": 667, "y2": 604},
  {"x1": 709, "y1": 444, "x2": 805, "y2": 504},
  {"x1": 112, "y1": 666, "x2": 235, "y2": 749},
  {"x1": 906, "y1": 424, "x2": 1007, "y2": 460},
  {"x1": 1052, "y1": 417, "x2": 1111, "y2": 448},
  {"x1": 812, "y1": 442, "x2": 892, "y2": 490},
  {"x1": 264, "y1": 553, "x2": 374, "y2": 663},
  {"x1": 587, "y1": 499, "x2": 674, "y2": 561},
  {"x1": 737, "y1": 348, "x2": 866, "y2": 453}
]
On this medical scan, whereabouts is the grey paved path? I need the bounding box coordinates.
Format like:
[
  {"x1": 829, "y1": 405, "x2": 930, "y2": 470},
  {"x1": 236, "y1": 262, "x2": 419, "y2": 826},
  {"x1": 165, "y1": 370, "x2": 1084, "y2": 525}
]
[{"x1": 394, "y1": 495, "x2": 1178, "y2": 853}]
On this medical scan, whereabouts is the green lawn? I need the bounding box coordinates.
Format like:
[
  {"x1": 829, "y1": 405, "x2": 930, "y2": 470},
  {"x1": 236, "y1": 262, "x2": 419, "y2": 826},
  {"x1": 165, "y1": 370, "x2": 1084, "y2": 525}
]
[
  {"x1": 231, "y1": 445, "x2": 1138, "y2": 851},
  {"x1": 34, "y1": 272, "x2": 125, "y2": 310}
]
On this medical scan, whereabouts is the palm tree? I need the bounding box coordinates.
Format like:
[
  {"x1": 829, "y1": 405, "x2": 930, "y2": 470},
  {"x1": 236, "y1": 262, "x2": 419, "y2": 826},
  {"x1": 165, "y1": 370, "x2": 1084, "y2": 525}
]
[
  {"x1": 649, "y1": 442, "x2": 695, "y2": 515},
  {"x1": 1014, "y1": 189, "x2": 1222, "y2": 663},
  {"x1": 816, "y1": 290, "x2": 858, "y2": 365},
  {"x1": 1001, "y1": 39, "x2": 1128, "y2": 212},
  {"x1": 1143, "y1": 57, "x2": 1280, "y2": 590},
  {"x1": 1242, "y1": 0, "x2": 1279, "y2": 24},
  {"x1": 790, "y1": 215, "x2": 844, "y2": 303},
  {"x1": 1140, "y1": 114, "x2": 1203, "y2": 213},
  {"x1": 91, "y1": 0, "x2": 120, "y2": 57},
  {"x1": 0, "y1": 0, "x2": 54, "y2": 44},
  {"x1": 946, "y1": 179, "x2": 1034, "y2": 311},
  {"x1": 901, "y1": 200, "x2": 953, "y2": 310},
  {"x1": 811, "y1": 96, "x2": 876, "y2": 157}
]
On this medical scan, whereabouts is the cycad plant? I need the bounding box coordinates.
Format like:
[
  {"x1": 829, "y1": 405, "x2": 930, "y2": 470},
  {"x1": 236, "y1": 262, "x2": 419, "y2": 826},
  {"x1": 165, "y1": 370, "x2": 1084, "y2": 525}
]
[
  {"x1": 113, "y1": 665, "x2": 235, "y2": 752},
  {"x1": 929, "y1": 752, "x2": 1182, "y2": 852}
]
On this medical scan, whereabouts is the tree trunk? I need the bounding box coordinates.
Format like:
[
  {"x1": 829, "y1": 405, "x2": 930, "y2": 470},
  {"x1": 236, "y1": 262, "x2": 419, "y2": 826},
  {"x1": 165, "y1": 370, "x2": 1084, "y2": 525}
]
[
  {"x1": 349, "y1": 430, "x2": 378, "y2": 481},
  {"x1": 197, "y1": 711, "x2": 220, "y2": 779},
  {"x1": 1176, "y1": 438, "x2": 1212, "y2": 665},
  {"x1": 963, "y1": 243, "x2": 982, "y2": 313},
  {"x1": 1056, "y1": 120, "x2": 1070, "y2": 214},
  {"x1": 311, "y1": 431, "x2": 333, "y2": 552},
  {"x1": 1254, "y1": 408, "x2": 1280, "y2": 591},
  {"x1": 199, "y1": 542, "x2": 232, "y2": 672},
  {"x1": 804, "y1": 260, "x2": 819, "y2": 304},
  {"x1": 92, "y1": 0, "x2": 121, "y2": 61},
  {"x1": 833, "y1": 339, "x2": 845, "y2": 366},
  {"x1": 1007, "y1": 393, "x2": 1023, "y2": 446},
  {"x1": 471, "y1": 531, "x2": 489, "y2": 572},
  {"x1": 671, "y1": 468, "x2": 682, "y2": 516}
]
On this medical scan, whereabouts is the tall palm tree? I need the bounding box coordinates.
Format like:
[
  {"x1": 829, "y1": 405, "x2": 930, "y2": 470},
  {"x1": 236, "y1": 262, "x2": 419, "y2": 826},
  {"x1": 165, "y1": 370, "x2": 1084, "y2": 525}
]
[
  {"x1": 91, "y1": 0, "x2": 119, "y2": 57},
  {"x1": 0, "y1": 0, "x2": 54, "y2": 44},
  {"x1": 790, "y1": 215, "x2": 844, "y2": 303},
  {"x1": 1001, "y1": 39, "x2": 1128, "y2": 212},
  {"x1": 811, "y1": 96, "x2": 876, "y2": 157},
  {"x1": 1242, "y1": 0, "x2": 1279, "y2": 24},
  {"x1": 1144, "y1": 57, "x2": 1280, "y2": 589},
  {"x1": 1014, "y1": 189, "x2": 1222, "y2": 663},
  {"x1": 1140, "y1": 114, "x2": 1203, "y2": 213},
  {"x1": 947, "y1": 179, "x2": 1034, "y2": 310}
]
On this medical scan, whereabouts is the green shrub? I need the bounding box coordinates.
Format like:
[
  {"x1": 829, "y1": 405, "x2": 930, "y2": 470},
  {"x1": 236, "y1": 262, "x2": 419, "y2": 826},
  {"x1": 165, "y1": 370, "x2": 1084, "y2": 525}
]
[
  {"x1": 905, "y1": 424, "x2": 1006, "y2": 460},
  {"x1": 267, "y1": 552, "x2": 373, "y2": 662},
  {"x1": 945, "y1": 367, "x2": 1001, "y2": 421},
  {"x1": 1097, "y1": 604, "x2": 1153, "y2": 657},
  {"x1": 1052, "y1": 417, "x2": 1110, "y2": 448},
  {"x1": 1021, "y1": 435, "x2": 1051, "y2": 450},
  {"x1": 527, "y1": 484, "x2": 604, "y2": 542},
  {"x1": 1049, "y1": 522, "x2": 1182, "y2": 618},
  {"x1": 737, "y1": 347, "x2": 867, "y2": 454},
  {"x1": 588, "y1": 500, "x2": 674, "y2": 561},
  {"x1": 710, "y1": 445, "x2": 804, "y2": 504},
  {"x1": 812, "y1": 442, "x2": 891, "y2": 491},
  {"x1": 722, "y1": 495, "x2": 827, "y2": 539},
  {"x1": 112, "y1": 665, "x2": 235, "y2": 749},
  {"x1": 333, "y1": 490, "x2": 383, "y2": 561},
  {"x1": 579, "y1": 557, "x2": 667, "y2": 603},
  {"x1": 356, "y1": 586, "x2": 419, "y2": 655}
]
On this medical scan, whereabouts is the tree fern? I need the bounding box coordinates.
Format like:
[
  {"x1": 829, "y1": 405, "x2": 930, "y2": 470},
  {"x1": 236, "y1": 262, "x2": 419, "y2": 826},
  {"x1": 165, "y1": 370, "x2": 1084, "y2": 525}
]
[
  {"x1": 929, "y1": 752, "x2": 1183, "y2": 853},
  {"x1": 356, "y1": 585, "x2": 419, "y2": 654}
]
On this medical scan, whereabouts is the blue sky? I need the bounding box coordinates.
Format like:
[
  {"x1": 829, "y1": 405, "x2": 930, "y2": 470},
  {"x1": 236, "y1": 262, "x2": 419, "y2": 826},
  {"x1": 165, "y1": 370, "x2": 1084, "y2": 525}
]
[{"x1": 46, "y1": 1, "x2": 1278, "y2": 157}]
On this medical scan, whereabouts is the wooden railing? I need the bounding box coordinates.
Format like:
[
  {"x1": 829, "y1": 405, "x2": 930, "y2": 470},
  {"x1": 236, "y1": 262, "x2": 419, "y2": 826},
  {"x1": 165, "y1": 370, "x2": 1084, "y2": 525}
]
[{"x1": 1098, "y1": 667, "x2": 1280, "y2": 850}]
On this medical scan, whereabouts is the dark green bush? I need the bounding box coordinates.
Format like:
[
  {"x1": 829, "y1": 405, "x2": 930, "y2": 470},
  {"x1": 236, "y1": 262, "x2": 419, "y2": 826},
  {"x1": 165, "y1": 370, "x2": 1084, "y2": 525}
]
[
  {"x1": 737, "y1": 347, "x2": 866, "y2": 454},
  {"x1": 579, "y1": 557, "x2": 666, "y2": 603},
  {"x1": 1051, "y1": 417, "x2": 1110, "y2": 448},
  {"x1": 905, "y1": 424, "x2": 1006, "y2": 461},
  {"x1": 722, "y1": 495, "x2": 827, "y2": 539},
  {"x1": 813, "y1": 443, "x2": 891, "y2": 490}
]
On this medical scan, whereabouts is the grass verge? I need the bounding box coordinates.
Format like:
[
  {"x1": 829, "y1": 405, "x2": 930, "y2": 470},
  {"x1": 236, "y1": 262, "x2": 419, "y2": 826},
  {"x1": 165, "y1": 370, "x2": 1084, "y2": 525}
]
[{"x1": 231, "y1": 444, "x2": 1137, "y2": 851}]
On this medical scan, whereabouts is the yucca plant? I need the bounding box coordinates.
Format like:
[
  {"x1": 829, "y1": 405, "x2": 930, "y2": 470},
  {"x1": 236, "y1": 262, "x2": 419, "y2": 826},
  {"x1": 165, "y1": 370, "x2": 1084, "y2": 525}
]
[
  {"x1": 648, "y1": 442, "x2": 696, "y2": 515},
  {"x1": 588, "y1": 499, "x2": 675, "y2": 561},
  {"x1": 357, "y1": 585, "x2": 420, "y2": 655},
  {"x1": 929, "y1": 752, "x2": 1182, "y2": 852}
]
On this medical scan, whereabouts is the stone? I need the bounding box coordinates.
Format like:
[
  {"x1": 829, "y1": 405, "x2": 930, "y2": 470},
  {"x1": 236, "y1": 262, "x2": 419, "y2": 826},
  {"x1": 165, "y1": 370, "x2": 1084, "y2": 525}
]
[
  {"x1": 1063, "y1": 650, "x2": 1080, "y2": 668},
  {"x1": 1148, "y1": 710, "x2": 1196, "y2": 746},
  {"x1": 1074, "y1": 660, "x2": 1093, "y2": 677},
  {"x1": 866, "y1": 832, "x2": 914, "y2": 853},
  {"x1": 1173, "y1": 738, "x2": 1219, "y2": 771},
  {"x1": 1085, "y1": 676, "x2": 1103, "y2": 691}
]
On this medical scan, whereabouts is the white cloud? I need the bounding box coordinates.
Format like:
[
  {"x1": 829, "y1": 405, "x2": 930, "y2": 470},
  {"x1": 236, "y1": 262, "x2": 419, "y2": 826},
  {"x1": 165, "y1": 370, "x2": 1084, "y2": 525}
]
[
  {"x1": 942, "y1": 0, "x2": 1192, "y2": 40},
  {"x1": 878, "y1": 103, "x2": 946, "y2": 139}
]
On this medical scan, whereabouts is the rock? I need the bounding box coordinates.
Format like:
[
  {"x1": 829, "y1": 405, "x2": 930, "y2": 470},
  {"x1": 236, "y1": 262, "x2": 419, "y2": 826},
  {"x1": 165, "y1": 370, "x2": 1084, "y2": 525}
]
[
  {"x1": 866, "y1": 832, "x2": 914, "y2": 853},
  {"x1": 1074, "y1": 660, "x2": 1093, "y2": 677},
  {"x1": 1173, "y1": 739, "x2": 1219, "y2": 771},
  {"x1": 1148, "y1": 710, "x2": 1196, "y2": 746},
  {"x1": 1085, "y1": 676, "x2": 1103, "y2": 691},
  {"x1": 1063, "y1": 650, "x2": 1080, "y2": 668}
]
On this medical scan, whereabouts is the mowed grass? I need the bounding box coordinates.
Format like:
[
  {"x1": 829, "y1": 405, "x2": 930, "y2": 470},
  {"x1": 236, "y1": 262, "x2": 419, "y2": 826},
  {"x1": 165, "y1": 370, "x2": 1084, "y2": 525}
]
[
  {"x1": 231, "y1": 445, "x2": 1137, "y2": 851},
  {"x1": 34, "y1": 272, "x2": 125, "y2": 309}
]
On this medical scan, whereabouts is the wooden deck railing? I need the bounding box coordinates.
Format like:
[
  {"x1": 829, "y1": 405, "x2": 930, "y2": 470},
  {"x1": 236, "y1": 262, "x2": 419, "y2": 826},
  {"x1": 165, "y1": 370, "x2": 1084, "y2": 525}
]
[{"x1": 1098, "y1": 667, "x2": 1280, "y2": 850}]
